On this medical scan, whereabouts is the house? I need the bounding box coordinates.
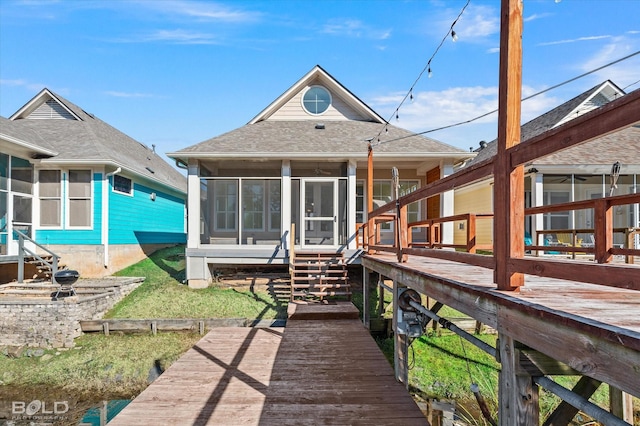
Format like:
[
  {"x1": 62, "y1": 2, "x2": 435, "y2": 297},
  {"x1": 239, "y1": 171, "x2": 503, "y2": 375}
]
[
  {"x1": 453, "y1": 80, "x2": 640, "y2": 250},
  {"x1": 168, "y1": 65, "x2": 475, "y2": 288},
  {"x1": 0, "y1": 89, "x2": 187, "y2": 281}
]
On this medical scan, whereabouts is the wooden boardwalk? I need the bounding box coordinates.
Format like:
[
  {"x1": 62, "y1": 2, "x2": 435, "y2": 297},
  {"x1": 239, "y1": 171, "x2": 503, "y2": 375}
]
[
  {"x1": 109, "y1": 302, "x2": 427, "y2": 425},
  {"x1": 362, "y1": 254, "x2": 640, "y2": 398}
]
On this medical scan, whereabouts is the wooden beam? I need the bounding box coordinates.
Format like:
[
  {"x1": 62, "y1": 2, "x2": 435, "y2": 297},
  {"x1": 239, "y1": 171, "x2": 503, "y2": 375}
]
[
  {"x1": 542, "y1": 376, "x2": 601, "y2": 426},
  {"x1": 493, "y1": 0, "x2": 524, "y2": 291},
  {"x1": 509, "y1": 88, "x2": 640, "y2": 167},
  {"x1": 367, "y1": 144, "x2": 375, "y2": 252},
  {"x1": 508, "y1": 257, "x2": 640, "y2": 291}
]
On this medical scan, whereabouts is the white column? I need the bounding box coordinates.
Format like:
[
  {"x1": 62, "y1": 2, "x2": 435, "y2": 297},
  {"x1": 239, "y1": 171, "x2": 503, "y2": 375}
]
[
  {"x1": 441, "y1": 163, "x2": 455, "y2": 247},
  {"x1": 281, "y1": 160, "x2": 292, "y2": 251},
  {"x1": 101, "y1": 168, "x2": 110, "y2": 267},
  {"x1": 531, "y1": 173, "x2": 544, "y2": 252},
  {"x1": 347, "y1": 160, "x2": 357, "y2": 249},
  {"x1": 187, "y1": 161, "x2": 201, "y2": 249}
]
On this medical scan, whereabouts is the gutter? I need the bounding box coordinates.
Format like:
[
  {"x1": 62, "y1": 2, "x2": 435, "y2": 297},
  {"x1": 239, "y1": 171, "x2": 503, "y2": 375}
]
[{"x1": 102, "y1": 167, "x2": 121, "y2": 268}]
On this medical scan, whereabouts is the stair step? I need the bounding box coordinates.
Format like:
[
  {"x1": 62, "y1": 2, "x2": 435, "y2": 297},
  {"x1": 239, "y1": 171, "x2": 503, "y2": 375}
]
[{"x1": 291, "y1": 291, "x2": 352, "y2": 297}]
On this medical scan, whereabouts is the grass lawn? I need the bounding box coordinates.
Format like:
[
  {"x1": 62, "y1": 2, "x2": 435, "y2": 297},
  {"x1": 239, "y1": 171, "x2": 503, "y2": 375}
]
[{"x1": 106, "y1": 245, "x2": 287, "y2": 320}]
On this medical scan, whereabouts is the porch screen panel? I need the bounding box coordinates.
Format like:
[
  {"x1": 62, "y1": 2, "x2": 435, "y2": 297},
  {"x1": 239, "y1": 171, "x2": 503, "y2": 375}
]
[
  {"x1": 68, "y1": 170, "x2": 91, "y2": 227},
  {"x1": 0, "y1": 191, "x2": 6, "y2": 255},
  {"x1": 0, "y1": 154, "x2": 6, "y2": 255},
  {"x1": 39, "y1": 170, "x2": 61, "y2": 227},
  {"x1": 240, "y1": 179, "x2": 281, "y2": 245},
  {"x1": 10, "y1": 157, "x2": 33, "y2": 195},
  {"x1": 338, "y1": 179, "x2": 347, "y2": 245}
]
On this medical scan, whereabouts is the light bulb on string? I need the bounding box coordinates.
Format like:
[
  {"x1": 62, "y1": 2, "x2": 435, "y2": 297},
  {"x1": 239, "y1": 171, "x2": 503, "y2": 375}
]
[
  {"x1": 385, "y1": 125, "x2": 388, "y2": 134},
  {"x1": 409, "y1": 89, "x2": 414, "y2": 102},
  {"x1": 428, "y1": 66, "x2": 432, "y2": 78},
  {"x1": 395, "y1": 112, "x2": 399, "y2": 122},
  {"x1": 451, "y1": 30, "x2": 458, "y2": 42}
]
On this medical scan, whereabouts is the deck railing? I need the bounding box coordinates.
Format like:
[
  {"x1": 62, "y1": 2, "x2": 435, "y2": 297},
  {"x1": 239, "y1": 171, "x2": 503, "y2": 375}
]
[
  {"x1": 14, "y1": 228, "x2": 61, "y2": 283},
  {"x1": 361, "y1": 88, "x2": 640, "y2": 292}
]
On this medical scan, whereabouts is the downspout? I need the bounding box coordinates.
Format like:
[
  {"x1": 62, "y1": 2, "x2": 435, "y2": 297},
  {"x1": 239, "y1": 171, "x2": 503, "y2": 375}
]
[{"x1": 103, "y1": 167, "x2": 121, "y2": 268}]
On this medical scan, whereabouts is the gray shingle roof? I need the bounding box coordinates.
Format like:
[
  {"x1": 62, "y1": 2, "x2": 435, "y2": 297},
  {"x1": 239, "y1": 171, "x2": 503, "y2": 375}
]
[
  {"x1": 172, "y1": 120, "x2": 470, "y2": 160},
  {"x1": 3, "y1": 90, "x2": 186, "y2": 193},
  {"x1": 534, "y1": 125, "x2": 640, "y2": 166}
]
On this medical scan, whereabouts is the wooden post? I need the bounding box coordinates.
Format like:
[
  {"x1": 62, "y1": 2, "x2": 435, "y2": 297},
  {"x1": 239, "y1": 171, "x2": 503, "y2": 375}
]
[
  {"x1": 367, "y1": 144, "x2": 375, "y2": 253},
  {"x1": 393, "y1": 281, "x2": 409, "y2": 387},
  {"x1": 494, "y1": 0, "x2": 525, "y2": 291},
  {"x1": 397, "y1": 204, "x2": 409, "y2": 262},
  {"x1": 467, "y1": 214, "x2": 477, "y2": 254},
  {"x1": 609, "y1": 386, "x2": 634, "y2": 424},
  {"x1": 498, "y1": 334, "x2": 539, "y2": 425},
  {"x1": 362, "y1": 266, "x2": 370, "y2": 328},
  {"x1": 594, "y1": 199, "x2": 613, "y2": 263}
]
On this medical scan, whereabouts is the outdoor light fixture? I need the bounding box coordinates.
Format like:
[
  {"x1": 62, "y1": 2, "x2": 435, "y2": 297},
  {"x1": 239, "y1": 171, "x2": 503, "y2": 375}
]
[{"x1": 150, "y1": 192, "x2": 156, "y2": 201}]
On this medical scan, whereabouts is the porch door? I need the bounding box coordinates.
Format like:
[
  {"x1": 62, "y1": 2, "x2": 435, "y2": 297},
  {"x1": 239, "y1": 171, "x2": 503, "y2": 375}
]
[{"x1": 301, "y1": 179, "x2": 338, "y2": 248}]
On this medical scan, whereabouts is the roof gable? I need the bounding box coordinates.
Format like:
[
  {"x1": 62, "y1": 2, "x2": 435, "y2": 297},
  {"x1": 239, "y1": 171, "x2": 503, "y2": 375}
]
[
  {"x1": 5, "y1": 89, "x2": 186, "y2": 194},
  {"x1": 249, "y1": 65, "x2": 386, "y2": 124},
  {"x1": 10, "y1": 88, "x2": 83, "y2": 121}
]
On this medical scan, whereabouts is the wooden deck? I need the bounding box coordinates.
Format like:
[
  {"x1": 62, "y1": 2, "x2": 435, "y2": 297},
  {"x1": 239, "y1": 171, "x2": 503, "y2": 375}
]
[
  {"x1": 109, "y1": 302, "x2": 427, "y2": 425},
  {"x1": 362, "y1": 253, "x2": 640, "y2": 398}
]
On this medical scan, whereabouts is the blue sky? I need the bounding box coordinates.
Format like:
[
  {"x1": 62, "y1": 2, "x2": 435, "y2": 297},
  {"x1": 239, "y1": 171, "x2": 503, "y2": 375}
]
[{"x1": 1, "y1": 0, "x2": 639, "y2": 166}]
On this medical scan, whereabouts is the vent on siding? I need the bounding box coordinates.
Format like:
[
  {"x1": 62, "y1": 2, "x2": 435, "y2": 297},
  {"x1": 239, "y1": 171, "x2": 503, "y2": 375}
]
[{"x1": 27, "y1": 99, "x2": 76, "y2": 120}]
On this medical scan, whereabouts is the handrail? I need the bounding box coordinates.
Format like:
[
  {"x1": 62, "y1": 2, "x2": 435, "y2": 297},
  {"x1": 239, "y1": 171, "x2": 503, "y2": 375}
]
[{"x1": 14, "y1": 228, "x2": 60, "y2": 284}]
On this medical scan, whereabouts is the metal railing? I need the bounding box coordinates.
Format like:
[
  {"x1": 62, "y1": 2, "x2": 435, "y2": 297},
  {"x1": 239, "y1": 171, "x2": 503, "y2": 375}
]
[{"x1": 14, "y1": 228, "x2": 61, "y2": 283}]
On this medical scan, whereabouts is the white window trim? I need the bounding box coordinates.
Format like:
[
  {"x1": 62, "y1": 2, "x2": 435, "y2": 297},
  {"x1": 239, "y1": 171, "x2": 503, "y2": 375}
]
[
  {"x1": 38, "y1": 169, "x2": 63, "y2": 229},
  {"x1": 213, "y1": 179, "x2": 238, "y2": 232},
  {"x1": 267, "y1": 179, "x2": 282, "y2": 232},
  {"x1": 66, "y1": 169, "x2": 94, "y2": 229},
  {"x1": 112, "y1": 174, "x2": 134, "y2": 197}
]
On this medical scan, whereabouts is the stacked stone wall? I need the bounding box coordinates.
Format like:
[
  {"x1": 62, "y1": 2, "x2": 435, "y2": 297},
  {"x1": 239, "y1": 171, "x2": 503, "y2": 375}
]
[{"x1": 0, "y1": 278, "x2": 142, "y2": 348}]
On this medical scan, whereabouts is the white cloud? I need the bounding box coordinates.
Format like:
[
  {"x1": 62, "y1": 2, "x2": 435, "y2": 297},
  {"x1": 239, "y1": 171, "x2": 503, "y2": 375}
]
[
  {"x1": 130, "y1": 29, "x2": 221, "y2": 44},
  {"x1": 130, "y1": 0, "x2": 261, "y2": 23},
  {"x1": 104, "y1": 91, "x2": 156, "y2": 99},
  {"x1": 577, "y1": 36, "x2": 640, "y2": 89},
  {"x1": 524, "y1": 13, "x2": 552, "y2": 23},
  {"x1": 0, "y1": 78, "x2": 50, "y2": 93},
  {"x1": 322, "y1": 18, "x2": 391, "y2": 40},
  {"x1": 538, "y1": 35, "x2": 612, "y2": 46},
  {"x1": 370, "y1": 84, "x2": 559, "y2": 149},
  {"x1": 453, "y1": 4, "x2": 499, "y2": 41}
]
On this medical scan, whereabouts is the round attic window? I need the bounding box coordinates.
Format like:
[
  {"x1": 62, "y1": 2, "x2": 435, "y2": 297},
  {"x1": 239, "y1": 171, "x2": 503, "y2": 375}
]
[{"x1": 302, "y1": 86, "x2": 331, "y2": 115}]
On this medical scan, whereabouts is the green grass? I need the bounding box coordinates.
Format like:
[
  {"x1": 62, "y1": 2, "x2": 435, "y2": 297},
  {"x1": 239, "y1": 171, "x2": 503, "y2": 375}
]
[
  {"x1": 106, "y1": 245, "x2": 287, "y2": 319},
  {"x1": 0, "y1": 333, "x2": 201, "y2": 397}
]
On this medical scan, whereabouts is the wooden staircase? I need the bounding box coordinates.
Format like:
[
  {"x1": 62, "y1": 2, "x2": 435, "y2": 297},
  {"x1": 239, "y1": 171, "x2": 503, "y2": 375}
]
[
  {"x1": 289, "y1": 251, "x2": 351, "y2": 301},
  {"x1": 25, "y1": 255, "x2": 67, "y2": 281}
]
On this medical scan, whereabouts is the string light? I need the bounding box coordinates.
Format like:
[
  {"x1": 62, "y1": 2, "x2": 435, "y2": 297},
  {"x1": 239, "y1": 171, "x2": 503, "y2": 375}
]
[
  {"x1": 370, "y1": 50, "x2": 640, "y2": 148},
  {"x1": 368, "y1": 0, "x2": 470, "y2": 147}
]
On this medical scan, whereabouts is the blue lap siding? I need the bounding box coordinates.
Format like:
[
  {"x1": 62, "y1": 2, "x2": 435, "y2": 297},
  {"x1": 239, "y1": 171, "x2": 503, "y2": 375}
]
[{"x1": 37, "y1": 173, "x2": 186, "y2": 245}]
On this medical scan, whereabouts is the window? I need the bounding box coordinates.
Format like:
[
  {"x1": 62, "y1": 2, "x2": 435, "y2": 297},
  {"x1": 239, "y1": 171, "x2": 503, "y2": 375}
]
[
  {"x1": 68, "y1": 170, "x2": 91, "y2": 227},
  {"x1": 268, "y1": 180, "x2": 281, "y2": 231},
  {"x1": 113, "y1": 175, "x2": 133, "y2": 195},
  {"x1": 214, "y1": 180, "x2": 237, "y2": 231},
  {"x1": 357, "y1": 180, "x2": 420, "y2": 229},
  {"x1": 242, "y1": 181, "x2": 265, "y2": 230},
  {"x1": 39, "y1": 170, "x2": 61, "y2": 227},
  {"x1": 10, "y1": 157, "x2": 33, "y2": 195},
  {"x1": 302, "y1": 86, "x2": 331, "y2": 115}
]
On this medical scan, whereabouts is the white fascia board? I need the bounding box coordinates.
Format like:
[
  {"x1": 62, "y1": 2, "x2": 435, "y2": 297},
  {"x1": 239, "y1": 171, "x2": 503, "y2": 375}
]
[
  {"x1": 168, "y1": 151, "x2": 475, "y2": 161},
  {"x1": 0, "y1": 133, "x2": 58, "y2": 157},
  {"x1": 38, "y1": 159, "x2": 187, "y2": 195}
]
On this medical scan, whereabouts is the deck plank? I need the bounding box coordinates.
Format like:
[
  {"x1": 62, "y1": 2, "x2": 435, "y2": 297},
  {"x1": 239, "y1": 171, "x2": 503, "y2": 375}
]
[{"x1": 109, "y1": 305, "x2": 427, "y2": 425}]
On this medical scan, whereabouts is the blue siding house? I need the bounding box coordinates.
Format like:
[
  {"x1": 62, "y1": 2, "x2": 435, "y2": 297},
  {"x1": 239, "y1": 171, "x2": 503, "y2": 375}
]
[{"x1": 0, "y1": 89, "x2": 186, "y2": 279}]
